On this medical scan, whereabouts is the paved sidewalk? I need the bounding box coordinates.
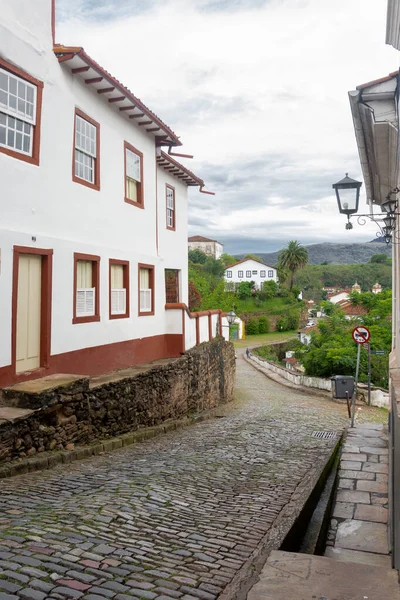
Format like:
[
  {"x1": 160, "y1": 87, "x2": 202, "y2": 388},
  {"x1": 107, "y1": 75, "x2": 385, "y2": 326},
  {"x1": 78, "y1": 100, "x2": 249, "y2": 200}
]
[
  {"x1": 0, "y1": 353, "x2": 386, "y2": 600},
  {"x1": 325, "y1": 422, "x2": 391, "y2": 566}
]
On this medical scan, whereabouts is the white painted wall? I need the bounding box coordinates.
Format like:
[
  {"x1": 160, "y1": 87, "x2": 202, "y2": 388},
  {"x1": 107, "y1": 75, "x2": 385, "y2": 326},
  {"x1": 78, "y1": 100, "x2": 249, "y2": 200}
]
[
  {"x1": 157, "y1": 168, "x2": 189, "y2": 306},
  {"x1": 188, "y1": 240, "x2": 223, "y2": 259},
  {"x1": 224, "y1": 259, "x2": 277, "y2": 289},
  {"x1": 0, "y1": 0, "x2": 197, "y2": 369},
  {"x1": 328, "y1": 292, "x2": 350, "y2": 304}
]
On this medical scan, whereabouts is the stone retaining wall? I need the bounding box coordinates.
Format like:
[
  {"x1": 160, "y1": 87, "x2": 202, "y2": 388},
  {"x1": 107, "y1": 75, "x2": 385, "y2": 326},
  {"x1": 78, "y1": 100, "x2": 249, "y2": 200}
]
[{"x1": 0, "y1": 338, "x2": 235, "y2": 463}]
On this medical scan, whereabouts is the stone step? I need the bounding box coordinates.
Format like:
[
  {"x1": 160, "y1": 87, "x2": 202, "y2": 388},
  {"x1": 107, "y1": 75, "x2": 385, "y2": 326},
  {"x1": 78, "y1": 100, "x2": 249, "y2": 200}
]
[
  {"x1": 247, "y1": 550, "x2": 400, "y2": 600},
  {"x1": 0, "y1": 406, "x2": 35, "y2": 424},
  {"x1": 1, "y1": 374, "x2": 88, "y2": 409}
]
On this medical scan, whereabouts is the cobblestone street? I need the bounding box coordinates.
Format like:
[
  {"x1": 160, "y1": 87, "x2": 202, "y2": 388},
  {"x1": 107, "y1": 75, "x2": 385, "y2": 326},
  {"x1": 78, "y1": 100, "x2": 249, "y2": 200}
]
[{"x1": 0, "y1": 352, "x2": 385, "y2": 600}]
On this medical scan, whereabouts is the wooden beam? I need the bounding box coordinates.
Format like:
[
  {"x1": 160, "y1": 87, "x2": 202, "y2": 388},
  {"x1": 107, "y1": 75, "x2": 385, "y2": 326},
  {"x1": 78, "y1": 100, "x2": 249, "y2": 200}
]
[
  {"x1": 108, "y1": 96, "x2": 125, "y2": 103},
  {"x1": 146, "y1": 127, "x2": 160, "y2": 133},
  {"x1": 85, "y1": 77, "x2": 103, "y2": 84},
  {"x1": 138, "y1": 121, "x2": 152, "y2": 126},
  {"x1": 97, "y1": 87, "x2": 115, "y2": 94},
  {"x1": 72, "y1": 66, "x2": 90, "y2": 74},
  {"x1": 58, "y1": 54, "x2": 74, "y2": 63},
  {"x1": 129, "y1": 113, "x2": 145, "y2": 119},
  {"x1": 119, "y1": 106, "x2": 136, "y2": 112}
]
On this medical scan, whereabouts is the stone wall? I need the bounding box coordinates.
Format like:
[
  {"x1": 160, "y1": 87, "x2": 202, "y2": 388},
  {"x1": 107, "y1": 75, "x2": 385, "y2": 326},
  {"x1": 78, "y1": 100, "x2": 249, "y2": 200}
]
[{"x1": 0, "y1": 338, "x2": 235, "y2": 463}]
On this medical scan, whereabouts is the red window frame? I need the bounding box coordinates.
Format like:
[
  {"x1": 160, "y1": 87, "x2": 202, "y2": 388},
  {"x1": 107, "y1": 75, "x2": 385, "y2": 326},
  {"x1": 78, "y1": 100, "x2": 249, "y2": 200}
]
[
  {"x1": 0, "y1": 57, "x2": 43, "y2": 166},
  {"x1": 72, "y1": 108, "x2": 101, "y2": 191},
  {"x1": 73, "y1": 252, "x2": 100, "y2": 324},
  {"x1": 124, "y1": 141, "x2": 144, "y2": 208},
  {"x1": 138, "y1": 263, "x2": 155, "y2": 316},
  {"x1": 109, "y1": 259, "x2": 130, "y2": 320},
  {"x1": 166, "y1": 184, "x2": 176, "y2": 230}
]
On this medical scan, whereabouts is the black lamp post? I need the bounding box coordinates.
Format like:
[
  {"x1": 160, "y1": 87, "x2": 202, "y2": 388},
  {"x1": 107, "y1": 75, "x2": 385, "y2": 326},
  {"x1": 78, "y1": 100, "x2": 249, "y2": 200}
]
[
  {"x1": 332, "y1": 173, "x2": 362, "y2": 229},
  {"x1": 226, "y1": 309, "x2": 236, "y2": 340}
]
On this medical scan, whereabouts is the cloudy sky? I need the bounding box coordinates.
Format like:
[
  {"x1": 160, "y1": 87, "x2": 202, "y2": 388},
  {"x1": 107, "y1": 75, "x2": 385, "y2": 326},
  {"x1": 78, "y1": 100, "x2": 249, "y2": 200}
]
[{"x1": 57, "y1": 0, "x2": 398, "y2": 254}]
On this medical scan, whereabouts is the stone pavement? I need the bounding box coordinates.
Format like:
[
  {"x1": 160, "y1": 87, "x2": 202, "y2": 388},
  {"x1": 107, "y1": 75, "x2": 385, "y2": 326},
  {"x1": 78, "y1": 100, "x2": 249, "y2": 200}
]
[
  {"x1": 325, "y1": 421, "x2": 391, "y2": 566},
  {"x1": 0, "y1": 350, "x2": 386, "y2": 600}
]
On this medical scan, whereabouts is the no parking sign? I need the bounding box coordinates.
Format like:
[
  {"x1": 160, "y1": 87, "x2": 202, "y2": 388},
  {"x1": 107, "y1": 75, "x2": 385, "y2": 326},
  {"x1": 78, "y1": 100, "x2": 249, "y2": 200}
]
[{"x1": 352, "y1": 326, "x2": 370, "y2": 344}]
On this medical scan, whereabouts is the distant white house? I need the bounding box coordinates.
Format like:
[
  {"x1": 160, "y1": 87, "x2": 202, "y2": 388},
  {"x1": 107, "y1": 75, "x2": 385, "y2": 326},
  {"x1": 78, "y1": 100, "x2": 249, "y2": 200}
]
[
  {"x1": 298, "y1": 325, "x2": 318, "y2": 345},
  {"x1": 224, "y1": 258, "x2": 277, "y2": 290},
  {"x1": 188, "y1": 236, "x2": 223, "y2": 259},
  {"x1": 326, "y1": 282, "x2": 361, "y2": 304}
]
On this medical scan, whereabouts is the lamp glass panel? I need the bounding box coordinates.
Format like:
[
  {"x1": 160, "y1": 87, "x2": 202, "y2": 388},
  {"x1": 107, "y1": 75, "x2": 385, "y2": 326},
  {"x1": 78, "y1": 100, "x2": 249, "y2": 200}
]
[{"x1": 338, "y1": 188, "x2": 357, "y2": 212}]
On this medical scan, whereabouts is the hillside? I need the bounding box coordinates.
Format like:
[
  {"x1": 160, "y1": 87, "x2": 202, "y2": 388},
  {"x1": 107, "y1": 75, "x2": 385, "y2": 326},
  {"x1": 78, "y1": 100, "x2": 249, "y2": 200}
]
[{"x1": 236, "y1": 242, "x2": 392, "y2": 265}]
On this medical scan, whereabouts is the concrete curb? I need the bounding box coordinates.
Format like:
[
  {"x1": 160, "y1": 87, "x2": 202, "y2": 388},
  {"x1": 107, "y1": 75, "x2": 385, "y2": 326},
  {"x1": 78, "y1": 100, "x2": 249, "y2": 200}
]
[{"x1": 0, "y1": 410, "x2": 220, "y2": 480}]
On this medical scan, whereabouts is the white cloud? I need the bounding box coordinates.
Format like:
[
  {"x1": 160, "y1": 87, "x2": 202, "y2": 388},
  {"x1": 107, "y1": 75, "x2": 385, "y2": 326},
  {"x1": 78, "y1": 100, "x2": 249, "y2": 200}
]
[{"x1": 57, "y1": 0, "x2": 398, "y2": 254}]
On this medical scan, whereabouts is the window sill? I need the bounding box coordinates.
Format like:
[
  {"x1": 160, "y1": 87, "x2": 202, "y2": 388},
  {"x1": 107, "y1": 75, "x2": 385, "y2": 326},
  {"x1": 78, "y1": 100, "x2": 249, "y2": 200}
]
[
  {"x1": 138, "y1": 311, "x2": 155, "y2": 317},
  {"x1": 124, "y1": 197, "x2": 144, "y2": 209},
  {"x1": 73, "y1": 174, "x2": 100, "y2": 191},
  {"x1": 0, "y1": 146, "x2": 39, "y2": 166},
  {"x1": 72, "y1": 315, "x2": 101, "y2": 324},
  {"x1": 109, "y1": 313, "x2": 130, "y2": 320},
  {"x1": 166, "y1": 225, "x2": 176, "y2": 231}
]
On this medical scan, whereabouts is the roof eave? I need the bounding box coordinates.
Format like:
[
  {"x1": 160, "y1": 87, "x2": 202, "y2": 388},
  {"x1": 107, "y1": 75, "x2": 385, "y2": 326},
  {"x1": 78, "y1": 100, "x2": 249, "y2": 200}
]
[{"x1": 53, "y1": 45, "x2": 181, "y2": 147}]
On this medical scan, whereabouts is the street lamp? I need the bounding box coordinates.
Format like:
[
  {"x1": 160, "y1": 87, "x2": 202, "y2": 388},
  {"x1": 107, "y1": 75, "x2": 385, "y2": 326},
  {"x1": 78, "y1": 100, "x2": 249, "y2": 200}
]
[
  {"x1": 333, "y1": 175, "x2": 398, "y2": 243},
  {"x1": 332, "y1": 173, "x2": 362, "y2": 229},
  {"x1": 227, "y1": 309, "x2": 237, "y2": 326},
  {"x1": 226, "y1": 309, "x2": 237, "y2": 341}
]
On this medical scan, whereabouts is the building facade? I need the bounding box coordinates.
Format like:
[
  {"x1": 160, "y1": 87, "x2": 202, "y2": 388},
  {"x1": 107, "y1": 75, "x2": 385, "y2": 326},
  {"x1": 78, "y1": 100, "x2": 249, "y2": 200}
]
[
  {"x1": 0, "y1": 0, "x2": 220, "y2": 387},
  {"x1": 349, "y1": 2, "x2": 400, "y2": 573},
  {"x1": 224, "y1": 258, "x2": 277, "y2": 290},
  {"x1": 188, "y1": 236, "x2": 224, "y2": 259}
]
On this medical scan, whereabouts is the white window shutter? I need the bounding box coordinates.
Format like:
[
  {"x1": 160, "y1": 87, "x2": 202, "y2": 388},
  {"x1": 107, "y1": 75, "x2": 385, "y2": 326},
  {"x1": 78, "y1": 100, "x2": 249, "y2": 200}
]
[
  {"x1": 140, "y1": 289, "x2": 152, "y2": 312},
  {"x1": 111, "y1": 289, "x2": 126, "y2": 315},
  {"x1": 76, "y1": 288, "x2": 95, "y2": 317}
]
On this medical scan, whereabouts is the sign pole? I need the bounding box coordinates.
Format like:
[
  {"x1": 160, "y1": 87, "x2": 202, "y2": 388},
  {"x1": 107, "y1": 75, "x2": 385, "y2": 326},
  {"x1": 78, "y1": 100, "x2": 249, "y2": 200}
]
[
  {"x1": 352, "y1": 343, "x2": 361, "y2": 428},
  {"x1": 367, "y1": 343, "x2": 371, "y2": 406}
]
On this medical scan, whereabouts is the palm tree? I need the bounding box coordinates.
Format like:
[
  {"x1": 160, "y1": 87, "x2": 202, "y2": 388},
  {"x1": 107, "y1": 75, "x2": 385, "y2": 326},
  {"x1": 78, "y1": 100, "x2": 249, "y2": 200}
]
[{"x1": 278, "y1": 241, "x2": 308, "y2": 291}]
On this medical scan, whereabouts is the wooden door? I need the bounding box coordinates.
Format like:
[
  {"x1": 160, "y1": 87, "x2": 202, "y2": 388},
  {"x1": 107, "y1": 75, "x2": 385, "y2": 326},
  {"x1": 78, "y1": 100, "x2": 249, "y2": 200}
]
[{"x1": 16, "y1": 254, "x2": 42, "y2": 373}]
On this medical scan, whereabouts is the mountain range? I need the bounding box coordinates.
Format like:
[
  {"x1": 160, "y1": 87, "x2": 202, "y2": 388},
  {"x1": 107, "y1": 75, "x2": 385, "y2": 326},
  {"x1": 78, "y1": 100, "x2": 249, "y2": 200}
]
[{"x1": 236, "y1": 242, "x2": 392, "y2": 266}]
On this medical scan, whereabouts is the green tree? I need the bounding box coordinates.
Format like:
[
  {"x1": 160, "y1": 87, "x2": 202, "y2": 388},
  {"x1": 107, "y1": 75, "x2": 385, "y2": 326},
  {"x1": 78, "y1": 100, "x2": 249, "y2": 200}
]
[
  {"x1": 370, "y1": 254, "x2": 389, "y2": 264},
  {"x1": 203, "y1": 257, "x2": 225, "y2": 278},
  {"x1": 220, "y1": 253, "x2": 237, "y2": 267},
  {"x1": 278, "y1": 241, "x2": 309, "y2": 290},
  {"x1": 188, "y1": 249, "x2": 207, "y2": 264}
]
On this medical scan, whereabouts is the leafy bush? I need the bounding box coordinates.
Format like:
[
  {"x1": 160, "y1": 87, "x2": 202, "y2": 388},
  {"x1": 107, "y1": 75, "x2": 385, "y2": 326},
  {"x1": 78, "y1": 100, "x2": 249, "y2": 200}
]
[
  {"x1": 258, "y1": 315, "x2": 270, "y2": 333},
  {"x1": 238, "y1": 281, "x2": 253, "y2": 300},
  {"x1": 246, "y1": 317, "x2": 259, "y2": 335},
  {"x1": 278, "y1": 287, "x2": 290, "y2": 298},
  {"x1": 276, "y1": 317, "x2": 288, "y2": 331},
  {"x1": 287, "y1": 311, "x2": 300, "y2": 330},
  {"x1": 188, "y1": 249, "x2": 207, "y2": 264},
  {"x1": 260, "y1": 280, "x2": 278, "y2": 300}
]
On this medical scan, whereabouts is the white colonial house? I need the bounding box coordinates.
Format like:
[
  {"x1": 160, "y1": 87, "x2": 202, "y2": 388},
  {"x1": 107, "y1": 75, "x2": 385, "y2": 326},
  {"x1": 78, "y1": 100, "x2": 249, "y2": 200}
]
[
  {"x1": 188, "y1": 235, "x2": 224, "y2": 259},
  {"x1": 224, "y1": 258, "x2": 277, "y2": 290},
  {"x1": 0, "y1": 0, "x2": 221, "y2": 388}
]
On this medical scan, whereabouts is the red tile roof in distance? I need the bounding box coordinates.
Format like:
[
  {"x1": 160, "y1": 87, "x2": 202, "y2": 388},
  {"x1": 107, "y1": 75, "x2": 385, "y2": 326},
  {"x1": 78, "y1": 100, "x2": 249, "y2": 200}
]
[{"x1": 189, "y1": 235, "x2": 220, "y2": 243}]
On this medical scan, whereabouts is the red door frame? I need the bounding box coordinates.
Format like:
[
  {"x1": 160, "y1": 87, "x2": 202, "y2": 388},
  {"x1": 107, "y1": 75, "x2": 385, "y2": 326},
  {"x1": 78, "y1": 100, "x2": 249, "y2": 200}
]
[{"x1": 12, "y1": 246, "x2": 53, "y2": 377}]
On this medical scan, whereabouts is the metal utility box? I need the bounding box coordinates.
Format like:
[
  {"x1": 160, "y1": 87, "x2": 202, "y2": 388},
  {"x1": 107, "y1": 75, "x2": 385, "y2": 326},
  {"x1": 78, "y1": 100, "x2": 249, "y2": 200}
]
[{"x1": 331, "y1": 375, "x2": 355, "y2": 399}]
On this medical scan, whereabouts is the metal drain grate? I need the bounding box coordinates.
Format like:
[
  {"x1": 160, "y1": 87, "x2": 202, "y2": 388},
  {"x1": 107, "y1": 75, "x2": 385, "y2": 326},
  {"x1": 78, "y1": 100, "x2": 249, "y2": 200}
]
[{"x1": 312, "y1": 430, "x2": 338, "y2": 440}]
